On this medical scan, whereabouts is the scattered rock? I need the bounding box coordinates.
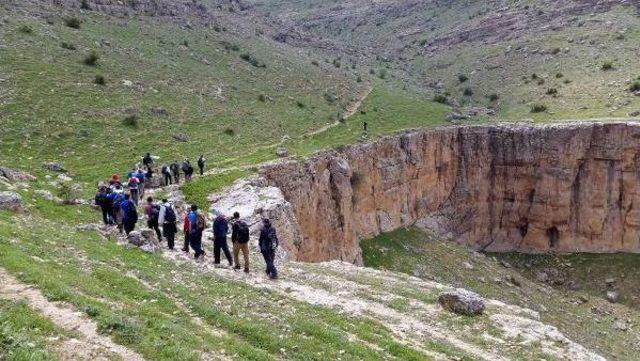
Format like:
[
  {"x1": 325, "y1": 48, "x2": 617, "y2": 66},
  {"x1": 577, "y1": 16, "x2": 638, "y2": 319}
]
[
  {"x1": 613, "y1": 319, "x2": 629, "y2": 332},
  {"x1": 35, "y1": 189, "x2": 62, "y2": 203},
  {"x1": 535, "y1": 271, "x2": 549, "y2": 283},
  {"x1": 499, "y1": 260, "x2": 512, "y2": 268},
  {"x1": 43, "y1": 162, "x2": 67, "y2": 173},
  {"x1": 126, "y1": 229, "x2": 160, "y2": 253},
  {"x1": 628, "y1": 110, "x2": 640, "y2": 117},
  {"x1": 605, "y1": 277, "x2": 616, "y2": 286},
  {"x1": 507, "y1": 274, "x2": 522, "y2": 287},
  {"x1": 173, "y1": 133, "x2": 188, "y2": 142},
  {"x1": 606, "y1": 290, "x2": 619, "y2": 303},
  {"x1": 0, "y1": 166, "x2": 36, "y2": 182},
  {"x1": 462, "y1": 261, "x2": 474, "y2": 270},
  {"x1": 276, "y1": 146, "x2": 289, "y2": 158},
  {"x1": 149, "y1": 107, "x2": 169, "y2": 117},
  {"x1": 577, "y1": 295, "x2": 589, "y2": 304},
  {"x1": 0, "y1": 191, "x2": 22, "y2": 211},
  {"x1": 438, "y1": 288, "x2": 485, "y2": 316}
]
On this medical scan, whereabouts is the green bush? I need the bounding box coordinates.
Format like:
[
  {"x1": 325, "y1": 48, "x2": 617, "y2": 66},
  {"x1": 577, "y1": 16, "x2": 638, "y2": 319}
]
[
  {"x1": 311, "y1": 60, "x2": 319, "y2": 66},
  {"x1": 94, "y1": 75, "x2": 106, "y2": 85},
  {"x1": 530, "y1": 104, "x2": 547, "y2": 113},
  {"x1": 332, "y1": 59, "x2": 341, "y2": 68},
  {"x1": 537, "y1": 78, "x2": 545, "y2": 85},
  {"x1": 555, "y1": 72, "x2": 564, "y2": 78},
  {"x1": 356, "y1": 76, "x2": 362, "y2": 83},
  {"x1": 17, "y1": 25, "x2": 33, "y2": 34},
  {"x1": 418, "y1": 38, "x2": 428, "y2": 46},
  {"x1": 61, "y1": 42, "x2": 76, "y2": 50},
  {"x1": 296, "y1": 101, "x2": 305, "y2": 108},
  {"x1": 463, "y1": 87, "x2": 473, "y2": 96},
  {"x1": 121, "y1": 115, "x2": 139, "y2": 128},
  {"x1": 64, "y1": 17, "x2": 81, "y2": 29},
  {"x1": 601, "y1": 61, "x2": 614, "y2": 71},
  {"x1": 257, "y1": 94, "x2": 266, "y2": 102},
  {"x1": 457, "y1": 74, "x2": 468, "y2": 83},
  {"x1": 223, "y1": 127, "x2": 235, "y2": 136},
  {"x1": 239, "y1": 53, "x2": 265, "y2": 68},
  {"x1": 630, "y1": 81, "x2": 640, "y2": 92},
  {"x1": 487, "y1": 93, "x2": 499, "y2": 102},
  {"x1": 546, "y1": 88, "x2": 558, "y2": 96},
  {"x1": 83, "y1": 51, "x2": 99, "y2": 66},
  {"x1": 378, "y1": 69, "x2": 387, "y2": 79},
  {"x1": 433, "y1": 95, "x2": 448, "y2": 104},
  {"x1": 80, "y1": 0, "x2": 91, "y2": 10}
]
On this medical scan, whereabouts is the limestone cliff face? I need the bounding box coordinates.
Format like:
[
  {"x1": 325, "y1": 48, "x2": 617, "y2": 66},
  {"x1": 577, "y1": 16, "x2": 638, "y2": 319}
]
[{"x1": 260, "y1": 123, "x2": 640, "y2": 263}]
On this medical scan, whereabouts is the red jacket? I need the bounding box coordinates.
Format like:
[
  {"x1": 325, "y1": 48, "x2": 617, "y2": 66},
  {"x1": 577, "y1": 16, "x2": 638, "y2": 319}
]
[{"x1": 183, "y1": 214, "x2": 190, "y2": 233}]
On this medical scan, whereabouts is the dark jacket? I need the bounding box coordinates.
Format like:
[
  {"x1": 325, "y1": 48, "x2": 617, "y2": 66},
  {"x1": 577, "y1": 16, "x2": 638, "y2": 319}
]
[
  {"x1": 213, "y1": 215, "x2": 228, "y2": 238},
  {"x1": 170, "y1": 163, "x2": 180, "y2": 175},
  {"x1": 259, "y1": 220, "x2": 278, "y2": 252}
]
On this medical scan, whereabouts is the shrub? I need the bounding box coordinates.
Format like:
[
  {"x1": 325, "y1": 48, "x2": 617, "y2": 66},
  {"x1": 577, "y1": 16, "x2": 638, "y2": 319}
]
[
  {"x1": 121, "y1": 114, "x2": 139, "y2": 127},
  {"x1": 83, "y1": 51, "x2": 99, "y2": 66},
  {"x1": 239, "y1": 53, "x2": 265, "y2": 68},
  {"x1": 94, "y1": 75, "x2": 106, "y2": 85},
  {"x1": 257, "y1": 94, "x2": 266, "y2": 102},
  {"x1": 57, "y1": 180, "x2": 81, "y2": 204},
  {"x1": 457, "y1": 74, "x2": 468, "y2": 83},
  {"x1": 418, "y1": 38, "x2": 428, "y2": 46},
  {"x1": 530, "y1": 104, "x2": 547, "y2": 113},
  {"x1": 356, "y1": 76, "x2": 362, "y2": 83},
  {"x1": 463, "y1": 87, "x2": 473, "y2": 96},
  {"x1": 64, "y1": 17, "x2": 81, "y2": 29},
  {"x1": 546, "y1": 88, "x2": 558, "y2": 96},
  {"x1": 537, "y1": 78, "x2": 545, "y2": 85},
  {"x1": 17, "y1": 25, "x2": 33, "y2": 34},
  {"x1": 223, "y1": 127, "x2": 235, "y2": 136},
  {"x1": 555, "y1": 72, "x2": 564, "y2": 78},
  {"x1": 61, "y1": 42, "x2": 76, "y2": 50},
  {"x1": 369, "y1": 69, "x2": 376, "y2": 75},
  {"x1": 433, "y1": 94, "x2": 448, "y2": 104},
  {"x1": 311, "y1": 60, "x2": 319, "y2": 66},
  {"x1": 80, "y1": 0, "x2": 91, "y2": 10},
  {"x1": 601, "y1": 61, "x2": 614, "y2": 71},
  {"x1": 296, "y1": 101, "x2": 305, "y2": 108},
  {"x1": 629, "y1": 81, "x2": 640, "y2": 92},
  {"x1": 378, "y1": 69, "x2": 387, "y2": 79},
  {"x1": 332, "y1": 59, "x2": 341, "y2": 68},
  {"x1": 487, "y1": 93, "x2": 499, "y2": 102},
  {"x1": 531, "y1": 73, "x2": 538, "y2": 80},
  {"x1": 324, "y1": 92, "x2": 338, "y2": 104},
  {"x1": 563, "y1": 78, "x2": 572, "y2": 84}
]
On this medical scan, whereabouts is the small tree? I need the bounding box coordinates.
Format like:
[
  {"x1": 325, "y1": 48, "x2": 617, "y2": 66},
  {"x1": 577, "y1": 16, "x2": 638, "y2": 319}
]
[
  {"x1": 83, "y1": 51, "x2": 99, "y2": 66},
  {"x1": 65, "y1": 17, "x2": 81, "y2": 29},
  {"x1": 601, "y1": 61, "x2": 614, "y2": 71},
  {"x1": 530, "y1": 104, "x2": 547, "y2": 113},
  {"x1": 457, "y1": 74, "x2": 468, "y2": 83},
  {"x1": 433, "y1": 95, "x2": 448, "y2": 104},
  {"x1": 94, "y1": 75, "x2": 106, "y2": 85},
  {"x1": 463, "y1": 87, "x2": 473, "y2": 96},
  {"x1": 487, "y1": 93, "x2": 499, "y2": 102}
]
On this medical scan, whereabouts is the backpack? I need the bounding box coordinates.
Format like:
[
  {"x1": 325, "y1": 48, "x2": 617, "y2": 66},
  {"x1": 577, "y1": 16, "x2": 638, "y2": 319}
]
[
  {"x1": 95, "y1": 192, "x2": 107, "y2": 207},
  {"x1": 125, "y1": 201, "x2": 138, "y2": 222},
  {"x1": 197, "y1": 213, "x2": 206, "y2": 231},
  {"x1": 161, "y1": 165, "x2": 169, "y2": 175},
  {"x1": 128, "y1": 177, "x2": 138, "y2": 189},
  {"x1": 267, "y1": 227, "x2": 278, "y2": 250},
  {"x1": 150, "y1": 205, "x2": 160, "y2": 223},
  {"x1": 164, "y1": 205, "x2": 176, "y2": 223},
  {"x1": 235, "y1": 221, "x2": 250, "y2": 243}
]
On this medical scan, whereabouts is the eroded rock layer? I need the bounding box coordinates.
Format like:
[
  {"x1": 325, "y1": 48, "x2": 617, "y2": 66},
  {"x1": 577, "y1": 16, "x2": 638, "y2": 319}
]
[{"x1": 260, "y1": 123, "x2": 640, "y2": 263}]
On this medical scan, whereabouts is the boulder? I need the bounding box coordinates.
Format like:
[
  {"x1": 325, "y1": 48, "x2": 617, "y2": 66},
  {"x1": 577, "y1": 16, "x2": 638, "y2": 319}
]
[
  {"x1": 276, "y1": 146, "x2": 289, "y2": 158},
  {"x1": 0, "y1": 191, "x2": 22, "y2": 211},
  {"x1": 127, "y1": 229, "x2": 160, "y2": 253},
  {"x1": 438, "y1": 288, "x2": 485, "y2": 316},
  {"x1": 43, "y1": 162, "x2": 67, "y2": 173},
  {"x1": 0, "y1": 167, "x2": 36, "y2": 182},
  {"x1": 606, "y1": 291, "x2": 620, "y2": 303},
  {"x1": 173, "y1": 133, "x2": 188, "y2": 142}
]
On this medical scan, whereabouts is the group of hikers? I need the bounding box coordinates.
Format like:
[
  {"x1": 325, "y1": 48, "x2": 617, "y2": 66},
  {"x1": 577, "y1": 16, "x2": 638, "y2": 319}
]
[{"x1": 94, "y1": 153, "x2": 279, "y2": 279}]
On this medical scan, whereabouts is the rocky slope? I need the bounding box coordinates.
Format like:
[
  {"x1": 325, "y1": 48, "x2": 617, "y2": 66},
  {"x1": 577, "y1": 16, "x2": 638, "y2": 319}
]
[{"x1": 256, "y1": 122, "x2": 640, "y2": 263}]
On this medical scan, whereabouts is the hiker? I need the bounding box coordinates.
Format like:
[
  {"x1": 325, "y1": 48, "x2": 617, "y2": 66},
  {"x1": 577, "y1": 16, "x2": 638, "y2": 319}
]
[
  {"x1": 197, "y1": 155, "x2": 205, "y2": 176},
  {"x1": 259, "y1": 218, "x2": 278, "y2": 279},
  {"x1": 158, "y1": 199, "x2": 177, "y2": 250},
  {"x1": 231, "y1": 212, "x2": 250, "y2": 272},
  {"x1": 161, "y1": 164, "x2": 172, "y2": 186},
  {"x1": 135, "y1": 168, "x2": 146, "y2": 198},
  {"x1": 109, "y1": 186, "x2": 125, "y2": 233},
  {"x1": 126, "y1": 167, "x2": 137, "y2": 180},
  {"x1": 127, "y1": 174, "x2": 140, "y2": 206},
  {"x1": 144, "y1": 197, "x2": 162, "y2": 241},
  {"x1": 95, "y1": 186, "x2": 111, "y2": 225},
  {"x1": 121, "y1": 193, "x2": 138, "y2": 235},
  {"x1": 181, "y1": 207, "x2": 191, "y2": 253},
  {"x1": 188, "y1": 204, "x2": 206, "y2": 259},
  {"x1": 108, "y1": 173, "x2": 121, "y2": 187},
  {"x1": 145, "y1": 166, "x2": 154, "y2": 182},
  {"x1": 212, "y1": 213, "x2": 233, "y2": 267},
  {"x1": 142, "y1": 152, "x2": 153, "y2": 169},
  {"x1": 170, "y1": 161, "x2": 180, "y2": 184},
  {"x1": 363, "y1": 121, "x2": 368, "y2": 132},
  {"x1": 182, "y1": 159, "x2": 193, "y2": 182}
]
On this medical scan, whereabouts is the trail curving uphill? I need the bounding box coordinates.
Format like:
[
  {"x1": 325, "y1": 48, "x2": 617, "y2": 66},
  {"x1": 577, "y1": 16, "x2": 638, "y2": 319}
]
[{"x1": 0, "y1": 267, "x2": 145, "y2": 361}]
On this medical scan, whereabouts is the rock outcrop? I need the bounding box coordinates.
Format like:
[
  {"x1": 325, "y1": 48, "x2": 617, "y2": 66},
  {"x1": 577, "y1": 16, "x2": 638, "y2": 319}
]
[
  {"x1": 0, "y1": 191, "x2": 22, "y2": 212},
  {"x1": 260, "y1": 122, "x2": 640, "y2": 263},
  {"x1": 438, "y1": 288, "x2": 485, "y2": 316}
]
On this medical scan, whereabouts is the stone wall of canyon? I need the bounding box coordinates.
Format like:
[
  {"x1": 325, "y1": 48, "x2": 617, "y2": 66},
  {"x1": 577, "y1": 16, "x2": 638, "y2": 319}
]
[{"x1": 260, "y1": 123, "x2": 640, "y2": 263}]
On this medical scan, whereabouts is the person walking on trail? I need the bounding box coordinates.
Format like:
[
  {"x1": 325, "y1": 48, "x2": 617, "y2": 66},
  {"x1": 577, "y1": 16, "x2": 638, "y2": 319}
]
[
  {"x1": 161, "y1": 164, "x2": 172, "y2": 186},
  {"x1": 212, "y1": 213, "x2": 233, "y2": 267},
  {"x1": 363, "y1": 121, "x2": 368, "y2": 132},
  {"x1": 231, "y1": 212, "x2": 250, "y2": 273},
  {"x1": 142, "y1": 152, "x2": 153, "y2": 169},
  {"x1": 158, "y1": 199, "x2": 177, "y2": 250},
  {"x1": 259, "y1": 218, "x2": 278, "y2": 279},
  {"x1": 109, "y1": 173, "x2": 121, "y2": 187},
  {"x1": 127, "y1": 175, "x2": 140, "y2": 206},
  {"x1": 95, "y1": 186, "x2": 111, "y2": 225},
  {"x1": 109, "y1": 186, "x2": 125, "y2": 233},
  {"x1": 181, "y1": 208, "x2": 191, "y2": 253},
  {"x1": 144, "y1": 197, "x2": 162, "y2": 241},
  {"x1": 121, "y1": 193, "x2": 138, "y2": 235},
  {"x1": 197, "y1": 155, "x2": 205, "y2": 176},
  {"x1": 188, "y1": 204, "x2": 206, "y2": 259},
  {"x1": 182, "y1": 159, "x2": 193, "y2": 182},
  {"x1": 170, "y1": 161, "x2": 180, "y2": 184},
  {"x1": 135, "y1": 168, "x2": 146, "y2": 198}
]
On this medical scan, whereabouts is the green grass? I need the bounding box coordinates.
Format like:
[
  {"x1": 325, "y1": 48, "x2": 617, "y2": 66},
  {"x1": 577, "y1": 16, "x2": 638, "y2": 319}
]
[
  {"x1": 0, "y1": 300, "x2": 63, "y2": 361},
  {"x1": 181, "y1": 169, "x2": 253, "y2": 210}
]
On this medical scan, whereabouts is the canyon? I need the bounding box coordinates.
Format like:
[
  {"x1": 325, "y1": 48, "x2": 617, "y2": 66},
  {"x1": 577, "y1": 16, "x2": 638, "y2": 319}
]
[{"x1": 251, "y1": 122, "x2": 640, "y2": 263}]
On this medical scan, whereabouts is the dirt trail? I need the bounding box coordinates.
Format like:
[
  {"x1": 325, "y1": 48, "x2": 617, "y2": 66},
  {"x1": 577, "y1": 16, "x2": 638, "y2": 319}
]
[{"x1": 0, "y1": 267, "x2": 145, "y2": 361}]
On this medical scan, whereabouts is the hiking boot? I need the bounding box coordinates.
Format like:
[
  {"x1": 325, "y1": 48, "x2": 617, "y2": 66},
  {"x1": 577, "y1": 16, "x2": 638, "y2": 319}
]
[
  {"x1": 233, "y1": 266, "x2": 241, "y2": 270},
  {"x1": 244, "y1": 268, "x2": 250, "y2": 273}
]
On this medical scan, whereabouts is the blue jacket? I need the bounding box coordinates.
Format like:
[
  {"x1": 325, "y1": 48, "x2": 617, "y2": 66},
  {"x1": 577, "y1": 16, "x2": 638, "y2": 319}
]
[
  {"x1": 121, "y1": 200, "x2": 135, "y2": 221},
  {"x1": 213, "y1": 215, "x2": 228, "y2": 238},
  {"x1": 135, "y1": 171, "x2": 145, "y2": 183},
  {"x1": 188, "y1": 211, "x2": 199, "y2": 233}
]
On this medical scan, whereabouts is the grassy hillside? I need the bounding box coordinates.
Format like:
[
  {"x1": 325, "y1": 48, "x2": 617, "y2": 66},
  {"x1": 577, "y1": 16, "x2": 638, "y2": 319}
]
[{"x1": 248, "y1": 0, "x2": 640, "y2": 120}]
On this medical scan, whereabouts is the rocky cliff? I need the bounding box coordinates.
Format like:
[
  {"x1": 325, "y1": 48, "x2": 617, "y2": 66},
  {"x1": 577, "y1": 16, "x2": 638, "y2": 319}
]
[{"x1": 260, "y1": 122, "x2": 640, "y2": 263}]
